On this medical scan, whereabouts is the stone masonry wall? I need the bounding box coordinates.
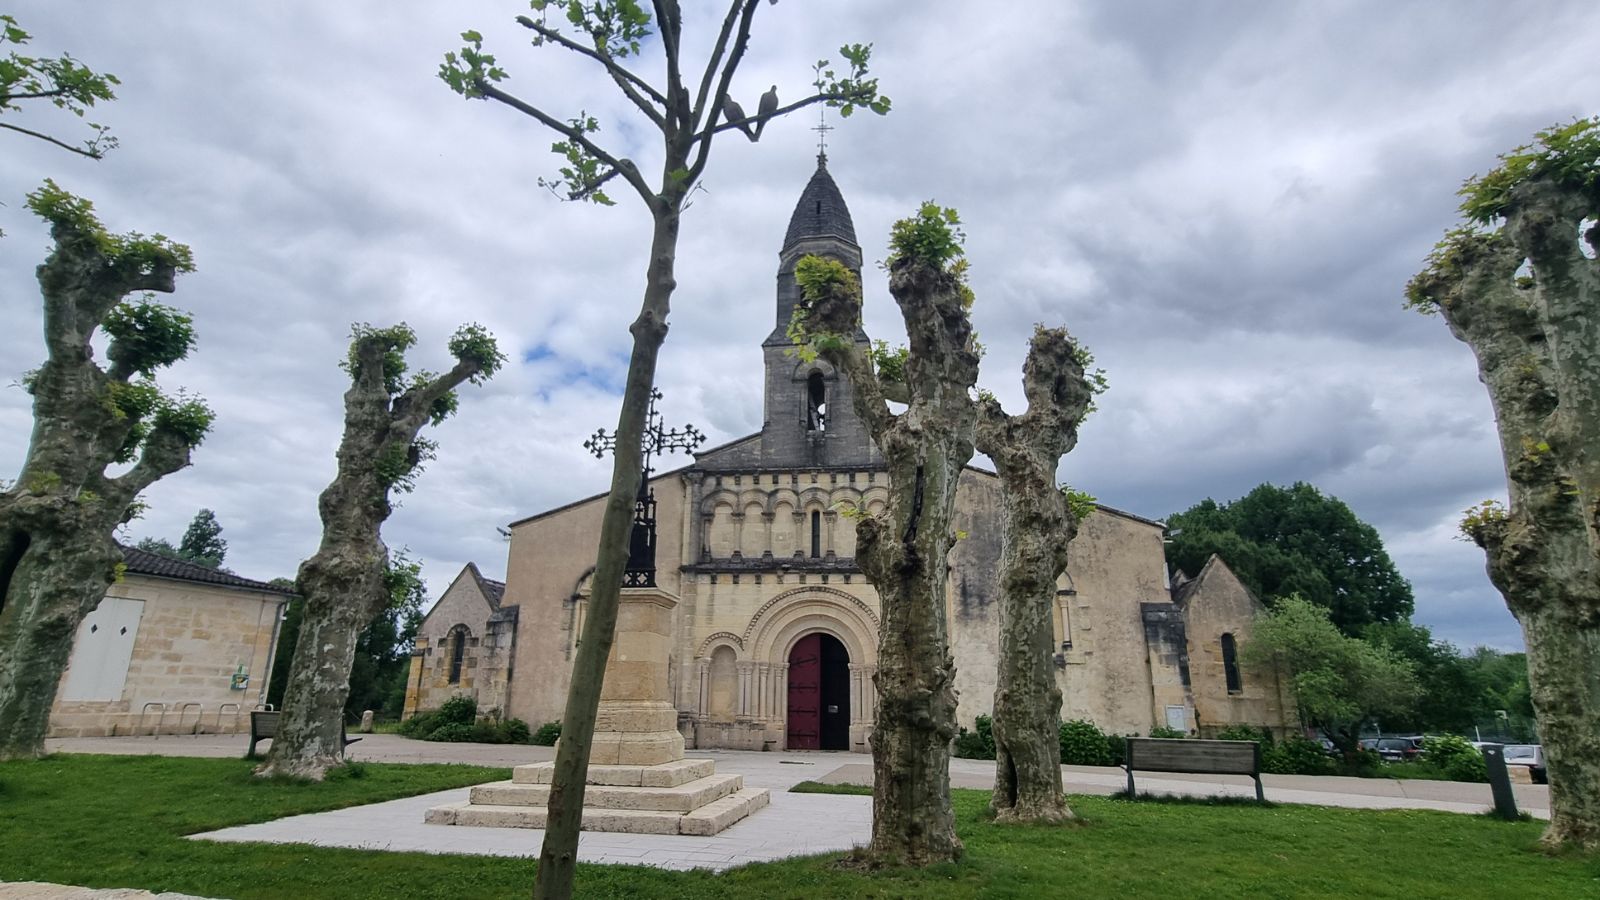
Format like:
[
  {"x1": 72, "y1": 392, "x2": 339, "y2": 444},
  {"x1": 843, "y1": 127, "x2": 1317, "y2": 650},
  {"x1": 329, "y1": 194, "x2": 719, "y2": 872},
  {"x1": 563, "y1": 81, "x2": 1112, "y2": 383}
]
[{"x1": 49, "y1": 576, "x2": 285, "y2": 737}]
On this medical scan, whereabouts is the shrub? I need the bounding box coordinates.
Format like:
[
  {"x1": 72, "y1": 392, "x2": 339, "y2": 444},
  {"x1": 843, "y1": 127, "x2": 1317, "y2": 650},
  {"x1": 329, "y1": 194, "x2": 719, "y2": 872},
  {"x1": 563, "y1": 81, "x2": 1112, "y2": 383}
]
[
  {"x1": 499, "y1": 717, "x2": 532, "y2": 744},
  {"x1": 532, "y1": 721, "x2": 562, "y2": 746},
  {"x1": 436, "y1": 695, "x2": 478, "y2": 727},
  {"x1": 1262, "y1": 735, "x2": 1336, "y2": 775},
  {"x1": 1421, "y1": 735, "x2": 1488, "y2": 783},
  {"x1": 1339, "y1": 748, "x2": 1384, "y2": 777},
  {"x1": 953, "y1": 714, "x2": 998, "y2": 760},
  {"x1": 425, "y1": 722, "x2": 475, "y2": 743},
  {"x1": 1059, "y1": 719, "x2": 1114, "y2": 767},
  {"x1": 1148, "y1": 726, "x2": 1186, "y2": 740},
  {"x1": 1216, "y1": 724, "x2": 1273, "y2": 745}
]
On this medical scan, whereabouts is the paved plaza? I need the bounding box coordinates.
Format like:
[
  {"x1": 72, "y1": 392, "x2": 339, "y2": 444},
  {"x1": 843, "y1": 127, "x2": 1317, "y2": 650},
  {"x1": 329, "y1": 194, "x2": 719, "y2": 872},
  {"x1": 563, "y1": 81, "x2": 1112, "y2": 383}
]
[{"x1": 42, "y1": 734, "x2": 1552, "y2": 872}]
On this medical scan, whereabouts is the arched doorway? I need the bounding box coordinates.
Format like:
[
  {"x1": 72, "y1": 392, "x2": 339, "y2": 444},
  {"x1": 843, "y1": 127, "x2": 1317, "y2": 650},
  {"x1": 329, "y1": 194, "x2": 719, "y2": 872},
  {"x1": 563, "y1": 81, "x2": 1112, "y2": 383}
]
[{"x1": 787, "y1": 632, "x2": 850, "y2": 750}]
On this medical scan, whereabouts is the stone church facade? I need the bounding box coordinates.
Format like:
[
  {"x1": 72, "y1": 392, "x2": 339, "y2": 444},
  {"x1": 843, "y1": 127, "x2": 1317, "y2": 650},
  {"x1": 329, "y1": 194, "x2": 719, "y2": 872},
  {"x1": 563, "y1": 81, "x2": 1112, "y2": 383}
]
[{"x1": 474, "y1": 159, "x2": 1292, "y2": 750}]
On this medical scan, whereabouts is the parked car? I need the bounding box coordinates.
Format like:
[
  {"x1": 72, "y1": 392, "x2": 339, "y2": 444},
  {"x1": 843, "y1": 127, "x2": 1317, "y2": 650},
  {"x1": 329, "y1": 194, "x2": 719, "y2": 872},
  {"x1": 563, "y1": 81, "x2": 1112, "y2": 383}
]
[
  {"x1": 1503, "y1": 744, "x2": 1547, "y2": 784},
  {"x1": 1373, "y1": 736, "x2": 1424, "y2": 762}
]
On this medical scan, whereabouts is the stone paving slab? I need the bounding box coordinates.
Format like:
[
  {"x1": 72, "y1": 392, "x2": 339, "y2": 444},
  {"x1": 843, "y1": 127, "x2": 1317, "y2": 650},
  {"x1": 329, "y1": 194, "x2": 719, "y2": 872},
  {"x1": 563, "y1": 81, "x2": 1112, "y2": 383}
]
[{"x1": 194, "y1": 782, "x2": 868, "y2": 872}]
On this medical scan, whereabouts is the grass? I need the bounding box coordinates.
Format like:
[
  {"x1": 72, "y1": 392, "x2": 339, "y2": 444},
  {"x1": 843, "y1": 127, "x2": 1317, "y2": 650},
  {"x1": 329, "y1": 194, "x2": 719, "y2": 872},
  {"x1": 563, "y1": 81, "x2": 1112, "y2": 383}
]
[{"x1": 2, "y1": 755, "x2": 1597, "y2": 898}]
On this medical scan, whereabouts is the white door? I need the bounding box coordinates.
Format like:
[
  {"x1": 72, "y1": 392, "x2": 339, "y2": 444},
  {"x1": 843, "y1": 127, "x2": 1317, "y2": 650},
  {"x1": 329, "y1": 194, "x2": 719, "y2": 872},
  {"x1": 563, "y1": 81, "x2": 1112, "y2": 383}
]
[{"x1": 60, "y1": 596, "x2": 144, "y2": 701}]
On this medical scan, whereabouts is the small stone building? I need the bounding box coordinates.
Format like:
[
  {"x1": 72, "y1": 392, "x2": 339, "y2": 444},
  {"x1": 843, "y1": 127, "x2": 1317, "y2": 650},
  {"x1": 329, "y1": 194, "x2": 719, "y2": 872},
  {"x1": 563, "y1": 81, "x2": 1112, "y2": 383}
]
[
  {"x1": 1171, "y1": 554, "x2": 1295, "y2": 737},
  {"x1": 403, "y1": 562, "x2": 518, "y2": 718},
  {"x1": 490, "y1": 157, "x2": 1295, "y2": 750},
  {"x1": 49, "y1": 546, "x2": 293, "y2": 737}
]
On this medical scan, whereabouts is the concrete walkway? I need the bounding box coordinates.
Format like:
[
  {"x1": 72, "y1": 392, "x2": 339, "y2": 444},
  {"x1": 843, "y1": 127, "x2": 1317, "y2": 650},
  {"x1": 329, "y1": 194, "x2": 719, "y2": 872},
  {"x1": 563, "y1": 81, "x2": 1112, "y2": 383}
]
[{"x1": 47, "y1": 734, "x2": 1551, "y2": 873}]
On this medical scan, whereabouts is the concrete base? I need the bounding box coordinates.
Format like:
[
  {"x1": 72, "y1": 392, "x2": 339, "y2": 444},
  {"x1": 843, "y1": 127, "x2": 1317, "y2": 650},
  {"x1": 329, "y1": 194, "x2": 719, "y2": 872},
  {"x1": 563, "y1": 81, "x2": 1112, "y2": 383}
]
[{"x1": 425, "y1": 759, "x2": 771, "y2": 836}]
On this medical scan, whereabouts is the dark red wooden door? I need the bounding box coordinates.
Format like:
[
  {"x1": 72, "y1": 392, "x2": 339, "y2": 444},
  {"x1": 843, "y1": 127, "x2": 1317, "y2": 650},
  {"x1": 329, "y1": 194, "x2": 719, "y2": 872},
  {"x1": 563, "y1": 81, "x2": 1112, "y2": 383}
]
[{"x1": 787, "y1": 633, "x2": 822, "y2": 750}]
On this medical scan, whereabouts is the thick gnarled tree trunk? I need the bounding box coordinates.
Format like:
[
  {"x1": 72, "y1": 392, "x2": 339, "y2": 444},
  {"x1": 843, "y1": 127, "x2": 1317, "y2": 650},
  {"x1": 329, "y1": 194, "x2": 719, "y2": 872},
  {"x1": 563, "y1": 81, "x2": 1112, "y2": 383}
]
[
  {"x1": 1411, "y1": 174, "x2": 1600, "y2": 849},
  {"x1": 799, "y1": 244, "x2": 978, "y2": 866},
  {"x1": 258, "y1": 334, "x2": 492, "y2": 780},
  {"x1": 0, "y1": 191, "x2": 200, "y2": 760},
  {"x1": 974, "y1": 327, "x2": 1093, "y2": 824}
]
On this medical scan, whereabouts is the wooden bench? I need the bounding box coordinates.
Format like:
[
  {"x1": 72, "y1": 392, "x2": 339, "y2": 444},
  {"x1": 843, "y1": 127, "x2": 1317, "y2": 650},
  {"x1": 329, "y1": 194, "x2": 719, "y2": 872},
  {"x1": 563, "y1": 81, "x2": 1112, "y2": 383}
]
[
  {"x1": 247, "y1": 710, "x2": 362, "y2": 758},
  {"x1": 1123, "y1": 737, "x2": 1264, "y2": 802}
]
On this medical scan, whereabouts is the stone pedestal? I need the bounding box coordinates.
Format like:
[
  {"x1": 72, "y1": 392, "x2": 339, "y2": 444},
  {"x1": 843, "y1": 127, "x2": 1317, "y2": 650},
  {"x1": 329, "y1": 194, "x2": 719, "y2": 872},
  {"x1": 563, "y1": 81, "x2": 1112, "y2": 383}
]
[{"x1": 426, "y1": 588, "x2": 768, "y2": 835}]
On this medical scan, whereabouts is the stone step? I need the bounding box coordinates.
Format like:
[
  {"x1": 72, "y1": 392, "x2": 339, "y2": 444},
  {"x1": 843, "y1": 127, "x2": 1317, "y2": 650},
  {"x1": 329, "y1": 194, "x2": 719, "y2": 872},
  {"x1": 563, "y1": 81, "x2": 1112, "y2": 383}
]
[
  {"x1": 425, "y1": 786, "x2": 772, "y2": 835},
  {"x1": 425, "y1": 802, "x2": 685, "y2": 835},
  {"x1": 470, "y1": 773, "x2": 744, "y2": 813},
  {"x1": 680, "y1": 787, "x2": 772, "y2": 836},
  {"x1": 511, "y1": 758, "x2": 715, "y2": 788}
]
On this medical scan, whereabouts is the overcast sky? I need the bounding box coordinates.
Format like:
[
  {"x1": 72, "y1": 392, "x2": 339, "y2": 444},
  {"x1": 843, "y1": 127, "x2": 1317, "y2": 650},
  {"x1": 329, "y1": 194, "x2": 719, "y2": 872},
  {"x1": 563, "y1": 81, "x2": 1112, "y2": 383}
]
[{"x1": 3, "y1": 1, "x2": 1595, "y2": 650}]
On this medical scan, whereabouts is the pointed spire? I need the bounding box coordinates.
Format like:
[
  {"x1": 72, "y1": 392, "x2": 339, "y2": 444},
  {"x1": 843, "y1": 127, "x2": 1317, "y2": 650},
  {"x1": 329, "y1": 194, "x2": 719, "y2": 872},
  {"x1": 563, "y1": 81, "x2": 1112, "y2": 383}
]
[{"x1": 782, "y1": 156, "x2": 857, "y2": 251}]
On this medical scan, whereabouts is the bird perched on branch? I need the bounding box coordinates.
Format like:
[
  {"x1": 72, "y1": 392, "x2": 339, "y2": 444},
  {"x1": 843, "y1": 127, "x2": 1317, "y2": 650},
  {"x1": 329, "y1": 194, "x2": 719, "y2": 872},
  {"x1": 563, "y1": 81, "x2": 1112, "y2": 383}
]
[
  {"x1": 723, "y1": 95, "x2": 756, "y2": 141},
  {"x1": 753, "y1": 85, "x2": 778, "y2": 140}
]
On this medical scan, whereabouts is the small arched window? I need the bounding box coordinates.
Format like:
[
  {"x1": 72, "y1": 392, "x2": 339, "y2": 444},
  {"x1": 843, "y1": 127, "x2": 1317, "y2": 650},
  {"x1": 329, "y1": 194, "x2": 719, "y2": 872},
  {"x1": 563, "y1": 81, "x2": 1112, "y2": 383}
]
[
  {"x1": 448, "y1": 626, "x2": 469, "y2": 684},
  {"x1": 806, "y1": 371, "x2": 827, "y2": 431},
  {"x1": 1221, "y1": 633, "x2": 1242, "y2": 694},
  {"x1": 810, "y1": 510, "x2": 822, "y2": 558}
]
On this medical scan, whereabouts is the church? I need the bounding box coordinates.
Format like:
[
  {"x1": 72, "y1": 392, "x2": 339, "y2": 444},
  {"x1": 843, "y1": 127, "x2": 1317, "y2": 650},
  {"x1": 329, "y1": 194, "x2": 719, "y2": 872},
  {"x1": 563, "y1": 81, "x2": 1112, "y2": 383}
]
[{"x1": 407, "y1": 158, "x2": 1295, "y2": 750}]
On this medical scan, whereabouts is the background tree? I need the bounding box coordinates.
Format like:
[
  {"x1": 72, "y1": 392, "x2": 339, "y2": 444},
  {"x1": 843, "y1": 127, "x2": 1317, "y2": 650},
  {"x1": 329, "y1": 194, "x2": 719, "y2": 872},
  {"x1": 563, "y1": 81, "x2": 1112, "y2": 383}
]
[
  {"x1": 136, "y1": 507, "x2": 227, "y2": 569},
  {"x1": 343, "y1": 549, "x2": 425, "y2": 720},
  {"x1": 440, "y1": 4, "x2": 885, "y2": 894},
  {"x1": 789, "y1": 202, "x2": 978, "y2": 866},
  {"x1": 1241, "y1": 596, "x2": 1419, "y2": 756},
  {"x1": 0, "y1": 13, "x2": 119, "y2": 160},
  {"x1": 1165, "y1": 482, "x2": 1414, "y2": 634},
  {"x1": 257, "y1": 323, "x2": 503, "y2": 780},
  {"x1": 972, "y1": 326, "x2": 1097, "y2": 824},
  {"x1": 0, "y1": 182, "x2": 210, "y2": 760},
  {"x1": 1405, "y1": 116, "x2": 1600, "y2": 849}
]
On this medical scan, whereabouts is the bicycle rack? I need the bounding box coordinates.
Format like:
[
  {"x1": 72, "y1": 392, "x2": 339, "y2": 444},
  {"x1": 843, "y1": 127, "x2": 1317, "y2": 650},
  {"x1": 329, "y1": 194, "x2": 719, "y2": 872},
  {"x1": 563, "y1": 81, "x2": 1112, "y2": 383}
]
[
  {"x1": 137, "y1": 702, "x2": 165, "y2": 737},
  {"x1": 213, "y1": 702, "x2": 241, "y2": 734},
  {"x1": 173, "y1": 701, "x2": 202, "y2": 735}
]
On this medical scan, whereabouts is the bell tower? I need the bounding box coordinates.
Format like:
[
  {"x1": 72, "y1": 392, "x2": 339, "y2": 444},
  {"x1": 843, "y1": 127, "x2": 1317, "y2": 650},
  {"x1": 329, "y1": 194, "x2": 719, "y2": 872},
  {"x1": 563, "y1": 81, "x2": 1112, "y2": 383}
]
[{"x1": 760, "y1": 155, "x2": 877, "y2": 468}]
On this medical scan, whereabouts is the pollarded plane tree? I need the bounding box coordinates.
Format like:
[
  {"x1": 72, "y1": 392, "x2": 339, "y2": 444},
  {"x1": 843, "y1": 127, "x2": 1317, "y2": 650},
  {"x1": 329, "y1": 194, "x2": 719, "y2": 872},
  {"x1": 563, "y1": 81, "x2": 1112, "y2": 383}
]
[
  {"x1": 973, "y1": 326, "x2": 1099, "y2": 824},
  {"x1": 256, "y1": 324, "x2": 503, "y2": 780},
  {"x1": 789, "y1": 203, "x2": 980, "y2": 866},
  {"x1": 0, "y1": 182, "x2": 211, "y2": 760},
  {"x1": 438, "y1": 3, "x2": 886, "y2": 893},
  {"x1": 1405, "y1": 116, "x2": 1600, "y2": 850}
]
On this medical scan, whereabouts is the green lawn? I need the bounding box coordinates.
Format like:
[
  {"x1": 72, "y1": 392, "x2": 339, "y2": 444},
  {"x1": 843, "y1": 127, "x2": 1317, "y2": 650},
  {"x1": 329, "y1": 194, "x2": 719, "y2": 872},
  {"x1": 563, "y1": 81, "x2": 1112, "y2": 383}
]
[{"x1": 2, "y1": 755, "x2": 1596, "y2": 899}]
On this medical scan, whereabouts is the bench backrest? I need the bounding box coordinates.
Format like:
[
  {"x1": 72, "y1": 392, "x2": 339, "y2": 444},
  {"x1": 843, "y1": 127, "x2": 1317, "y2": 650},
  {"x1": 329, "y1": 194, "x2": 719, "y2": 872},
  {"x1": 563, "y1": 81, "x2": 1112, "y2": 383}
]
[
  {"x1": 251, "y1": 710, "x2": 280, "y2": 738},
  {"x1": 1125, "y1": 737, "x2": 1259, "y2": 776}
]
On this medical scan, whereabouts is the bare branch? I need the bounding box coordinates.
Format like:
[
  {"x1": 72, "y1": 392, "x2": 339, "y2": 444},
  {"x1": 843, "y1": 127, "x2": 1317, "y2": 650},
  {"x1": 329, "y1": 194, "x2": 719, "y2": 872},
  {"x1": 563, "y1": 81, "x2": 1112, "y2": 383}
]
[
  {"x1": 476, "y1": 81, "x2": 654, "y2": 205},
  {"x1": 653, "y1": 0, "x2": 688, "y2": 127},
  {"x1": 690, "y1": 0, "x2": 751, "y2": 130},
  {"x1": 391, "y1": 357, "x2": 480, "y2": 433},
  {"x1": 513, "y1": 15, "x2": 666, "y2": 128},
  {"x1": 0, "y1": 121, "x2": 103, "y2": 159},
  {"x1": 691, "y1": 92, "x2": 858, "y2": 168},
  {"x1": 106, "y1": 429, "x2": 193, "y2": 507},
  {"x1": 1, "y1": 88, "x2": 72, "y2": 102},
  {"x1": 687, "y1": 0, "x2": 760, "y2": 181}
]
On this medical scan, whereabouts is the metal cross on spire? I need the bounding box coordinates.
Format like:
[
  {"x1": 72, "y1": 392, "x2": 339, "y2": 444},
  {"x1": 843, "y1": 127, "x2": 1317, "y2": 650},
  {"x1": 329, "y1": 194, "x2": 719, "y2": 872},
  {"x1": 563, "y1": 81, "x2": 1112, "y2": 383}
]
[
  {"x1": 583, "y1": 388, "x2": 705, "y2": 586},
  {"x1": 812, "y1": 103, "x2": 834, "y2": 162}
]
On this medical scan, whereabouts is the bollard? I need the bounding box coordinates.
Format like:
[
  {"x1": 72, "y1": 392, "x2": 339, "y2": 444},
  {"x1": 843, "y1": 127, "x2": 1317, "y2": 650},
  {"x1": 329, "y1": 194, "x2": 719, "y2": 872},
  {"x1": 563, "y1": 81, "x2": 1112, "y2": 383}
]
[
  {"x1": 360, "y1": 710, "x2": 375, "y2": 734},
  {"x1": 1481, "y1": 744, "x2": 1520, "y2": 820}
]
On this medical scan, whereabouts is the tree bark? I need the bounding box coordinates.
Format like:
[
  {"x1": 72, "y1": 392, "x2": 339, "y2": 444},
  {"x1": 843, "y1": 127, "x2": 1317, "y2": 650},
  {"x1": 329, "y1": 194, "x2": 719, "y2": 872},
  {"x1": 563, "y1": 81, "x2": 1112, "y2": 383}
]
[
  {"x1": 804, "y1": 252, "x2": 977, "y2": 866},
  {"x1": 534, "y1": 202, "x2": 677, "y2": 898},
  {"x1": 973, "y1": 327, "x2": 1092, "y2": 824},
  {"x1": 0, "y1": 205, "x2": 197, "y2": 761},
  {"x1": 1414, "y1": 200, "x2": 1600, "y2": 850},
  {"x1": 257, "y1": 340, "x2": 489, "y2": 780}
]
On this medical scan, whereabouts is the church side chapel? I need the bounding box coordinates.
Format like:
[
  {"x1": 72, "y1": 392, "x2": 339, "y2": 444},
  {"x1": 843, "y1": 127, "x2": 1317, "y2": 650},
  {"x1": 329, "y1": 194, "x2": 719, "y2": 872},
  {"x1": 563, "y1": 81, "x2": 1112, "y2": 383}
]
[{"x1": 476, "y1": 157, "x2": 1294, "y2": 751}]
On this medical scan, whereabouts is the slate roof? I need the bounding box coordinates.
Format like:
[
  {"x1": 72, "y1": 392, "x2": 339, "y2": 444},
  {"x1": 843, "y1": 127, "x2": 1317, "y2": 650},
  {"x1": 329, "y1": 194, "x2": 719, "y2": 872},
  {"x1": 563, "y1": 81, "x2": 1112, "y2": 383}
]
[
  {"x1": 119, "y1": 545, "x2": 294, "y2": 595},
  {"x1": 782, "y1": 155, "x2": 858, "y2": 250}
]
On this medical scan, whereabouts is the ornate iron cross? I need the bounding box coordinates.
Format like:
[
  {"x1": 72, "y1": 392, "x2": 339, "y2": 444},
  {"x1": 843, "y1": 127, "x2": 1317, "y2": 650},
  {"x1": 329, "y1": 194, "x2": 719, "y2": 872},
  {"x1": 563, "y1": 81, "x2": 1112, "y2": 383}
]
[{"x1": 583, "y1": 388, "x2": 705, "y2": 587}]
